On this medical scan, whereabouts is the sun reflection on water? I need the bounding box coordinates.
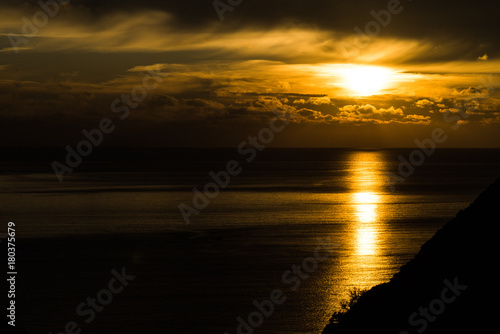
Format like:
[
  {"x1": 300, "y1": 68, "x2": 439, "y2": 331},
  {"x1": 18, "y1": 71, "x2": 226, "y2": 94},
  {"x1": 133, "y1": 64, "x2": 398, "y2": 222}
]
[
  {"x1": 316, "y1": 151, "x2": 400, "y2": 329},
  {"x1": 353, "y1": 192, "x2": 381, "y2": 255},
  {"x1": 353, "y1": 192, "x2": 379, "y2": 223},
  {"x1": 343, "y1": 151, "x2": 392, "y2": 286}
]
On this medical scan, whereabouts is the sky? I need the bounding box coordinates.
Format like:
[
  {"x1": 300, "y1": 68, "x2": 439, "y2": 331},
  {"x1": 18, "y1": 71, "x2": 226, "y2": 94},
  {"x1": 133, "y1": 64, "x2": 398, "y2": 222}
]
[{"x1": 1, "y1": 0, "x2": 500, "y2": 147}]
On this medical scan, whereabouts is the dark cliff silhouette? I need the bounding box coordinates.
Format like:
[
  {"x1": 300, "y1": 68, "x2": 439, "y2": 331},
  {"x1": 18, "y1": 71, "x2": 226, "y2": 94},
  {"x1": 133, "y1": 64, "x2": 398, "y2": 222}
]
[{"x1": 323, "y1": 178, "x2": 499, "y2": 334}]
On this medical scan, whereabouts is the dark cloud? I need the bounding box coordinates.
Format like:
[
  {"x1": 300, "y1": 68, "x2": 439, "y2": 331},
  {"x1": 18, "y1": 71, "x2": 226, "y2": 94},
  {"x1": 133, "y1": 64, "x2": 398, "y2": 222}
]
[{"x1": 6, "y1": 0, "x2": 499, "y2": 42}]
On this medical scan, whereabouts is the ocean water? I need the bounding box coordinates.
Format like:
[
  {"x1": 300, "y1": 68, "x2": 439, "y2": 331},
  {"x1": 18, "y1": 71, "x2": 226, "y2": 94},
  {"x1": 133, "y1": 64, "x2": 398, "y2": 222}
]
[{"x1": 1, "y1": 148, "x2": 499, "y2": 334}]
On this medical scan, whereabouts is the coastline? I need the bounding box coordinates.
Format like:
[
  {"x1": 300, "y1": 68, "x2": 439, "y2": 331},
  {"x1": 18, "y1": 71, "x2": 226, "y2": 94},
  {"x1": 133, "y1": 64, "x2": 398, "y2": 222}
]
[{"x1": 322, "y1": 178, "x2": 499, "y2": 334}]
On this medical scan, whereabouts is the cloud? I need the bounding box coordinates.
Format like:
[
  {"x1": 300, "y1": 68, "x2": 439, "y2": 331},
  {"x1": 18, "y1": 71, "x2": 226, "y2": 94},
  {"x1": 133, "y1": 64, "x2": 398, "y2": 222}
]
[
  {"x1": 1, "y1": 0, "x2": 499, "y2": 70},
  {"x1": 478, "y1": 54, "x2": 488, "y2": 61},
  {"x1": 402, "y1": 114, "x2": 431, "y2": 124},
  {"x1": 337, "y1": 104, "x2": 429, "y2": 124},
  {"x1": 147, "y1": 94, "x2": 179, "y2": 107},
  {"x1": 0, "y1": 47, "x2": 32, "y2": 52},
  {"x1": 306, "y1": 96, "x2": 331, "y2": 105},
  {"x1": 289, "y1": 108, "x2": 335, "y2": 122},
  {"x1": 184, "y1": 98, "x2": 223, "y2": 109},
  {"x1": 439, "y1": 108, "x2": 461, "y2": 113},
  {"x1": 481, "y1": 113, "x2": 500, "y2": 124},
  {"x1": 415, "y1": 99, "x2": 434, "y2": 108},
  {"x1": 339, "y1": 104, "x2": 403, "y2": 116},
  {"x1": 253, "y1": 96, "x2": 284, "y2": 109},
  {"x1": 8, "y1": 0, "x2": 495, "y2": 52},
  {"x1": 292, "y1": 96, "x2": 331, "y2": 105},
  {"x1": 453, "y1": 86, "x2": 492, "y2": 98},
  {"x1": 0, "y1": 2, "x2": 485, "y2": 67}
]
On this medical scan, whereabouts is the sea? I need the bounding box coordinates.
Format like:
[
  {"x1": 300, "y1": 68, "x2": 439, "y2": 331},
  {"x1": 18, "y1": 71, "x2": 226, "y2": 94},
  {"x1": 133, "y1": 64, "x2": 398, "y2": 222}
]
[{"x1": 1, "y1": 148, "x2": 499, "y2": 334}]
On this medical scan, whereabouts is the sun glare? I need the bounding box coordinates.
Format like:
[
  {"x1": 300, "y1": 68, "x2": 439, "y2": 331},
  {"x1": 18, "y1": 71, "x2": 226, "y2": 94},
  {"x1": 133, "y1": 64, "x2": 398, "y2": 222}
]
[{"x1": 339, "y1": 65, "x2": 393, "y2": 96}]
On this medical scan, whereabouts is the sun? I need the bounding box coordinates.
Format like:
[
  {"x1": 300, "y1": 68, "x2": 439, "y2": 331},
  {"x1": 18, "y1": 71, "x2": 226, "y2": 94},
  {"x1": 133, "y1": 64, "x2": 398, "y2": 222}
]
[{"x1": 339, "y1": 65, "x2": 393, "y2": 96}]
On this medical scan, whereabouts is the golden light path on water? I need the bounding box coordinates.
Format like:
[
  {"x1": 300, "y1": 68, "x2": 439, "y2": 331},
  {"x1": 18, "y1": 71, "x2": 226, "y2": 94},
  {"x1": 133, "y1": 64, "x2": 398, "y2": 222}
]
[
  {"x1": 346, "y1": 151, "x2": 389, "y2": 285},
  {"x1": 353, "y1": 191, "x2": 381, "y2": 255},
  {"x1": 318, "y1": 150, "x2": 397, "y2": 325}
]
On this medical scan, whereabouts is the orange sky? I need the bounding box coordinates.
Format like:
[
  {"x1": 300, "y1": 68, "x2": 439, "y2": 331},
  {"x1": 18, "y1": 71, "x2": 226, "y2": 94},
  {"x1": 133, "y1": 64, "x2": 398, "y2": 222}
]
[{"x1": 1, "y1": 0, "x2": 499, "y2": 147}]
